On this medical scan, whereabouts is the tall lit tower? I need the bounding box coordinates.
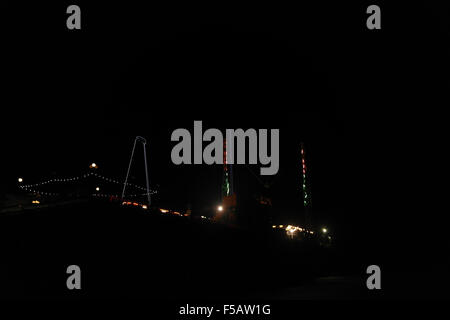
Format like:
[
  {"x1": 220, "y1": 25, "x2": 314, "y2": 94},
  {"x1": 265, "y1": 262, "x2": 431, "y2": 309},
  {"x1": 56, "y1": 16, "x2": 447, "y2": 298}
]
[
  {"x1": 221, "y1": 138, "x2": 236, "y2": 222},
  {"x1": 301, "y1": 142, "x2": 312, "y2": 227},
  {"x1": 222, "y1": 138, "x2": 232, "y2": 198}
]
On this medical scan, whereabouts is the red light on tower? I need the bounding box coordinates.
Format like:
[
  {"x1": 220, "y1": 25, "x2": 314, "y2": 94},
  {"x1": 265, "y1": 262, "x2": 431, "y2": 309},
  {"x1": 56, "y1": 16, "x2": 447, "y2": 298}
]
[
  {"x1": 300, "y1": 142, "x2": 311, "y2": 228},
  {"x1": 300, "y1": 142, "x2": 309, "y2": 207}
]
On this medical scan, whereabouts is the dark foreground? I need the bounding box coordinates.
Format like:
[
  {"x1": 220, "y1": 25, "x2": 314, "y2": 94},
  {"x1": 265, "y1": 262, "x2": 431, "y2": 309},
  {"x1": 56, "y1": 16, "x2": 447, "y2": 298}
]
[{"x1": 0, "y1": 201, "x2": 448, "y2": 300}]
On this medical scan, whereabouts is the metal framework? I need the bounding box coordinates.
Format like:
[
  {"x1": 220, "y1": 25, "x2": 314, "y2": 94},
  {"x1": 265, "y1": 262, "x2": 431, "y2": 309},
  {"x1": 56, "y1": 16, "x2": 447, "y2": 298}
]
[{"x1": 122, "y1": 136, "x2": 151, "y2": 206}]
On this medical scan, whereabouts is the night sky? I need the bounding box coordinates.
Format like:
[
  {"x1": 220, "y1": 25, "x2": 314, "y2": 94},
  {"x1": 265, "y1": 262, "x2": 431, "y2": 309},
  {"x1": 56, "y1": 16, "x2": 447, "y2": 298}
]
[{"x1": 2, "y1": 2, "x2": 449, "y2": 271}]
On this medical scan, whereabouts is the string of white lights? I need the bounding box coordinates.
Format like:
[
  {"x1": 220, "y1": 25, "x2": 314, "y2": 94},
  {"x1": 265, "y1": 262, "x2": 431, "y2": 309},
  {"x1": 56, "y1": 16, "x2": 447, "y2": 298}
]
[
  {"x1": 18, "y1": 170, "x2": 158, "y2": 199},
  {"x1": 18, "y1": 185, "x2": 59, "y2": 196},
  {"x1": 92, "y1": 191, "x2": 157, "y2": 198},
  {"x1": 20, "y1": 171, "x2": 155, "y2": 192},
  {"x1": 18, "y1": 184, "x2": 157, "y2": 198}
]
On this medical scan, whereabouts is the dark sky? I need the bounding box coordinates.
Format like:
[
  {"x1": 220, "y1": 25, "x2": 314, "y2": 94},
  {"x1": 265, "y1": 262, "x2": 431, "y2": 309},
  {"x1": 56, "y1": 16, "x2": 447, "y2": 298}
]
[{"x1": 2, "y1": 2, "x2": 450, "y2": 267}]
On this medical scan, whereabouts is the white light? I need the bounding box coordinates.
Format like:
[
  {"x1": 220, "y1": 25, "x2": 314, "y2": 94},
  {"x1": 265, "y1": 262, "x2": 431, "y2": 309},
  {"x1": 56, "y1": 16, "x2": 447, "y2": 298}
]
[
  {"x1": 322, "y1": 228, "x2": 327, "y2": 233},
  {"x1": 95, "y1": 187, "x2": 100, "y2": 191},
  {"x1": 18, "y1": 177, "x2": 23, "y2": 183},
  {"x1": 217, "y1": 205, "x2": 223, "y2": 212}
]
